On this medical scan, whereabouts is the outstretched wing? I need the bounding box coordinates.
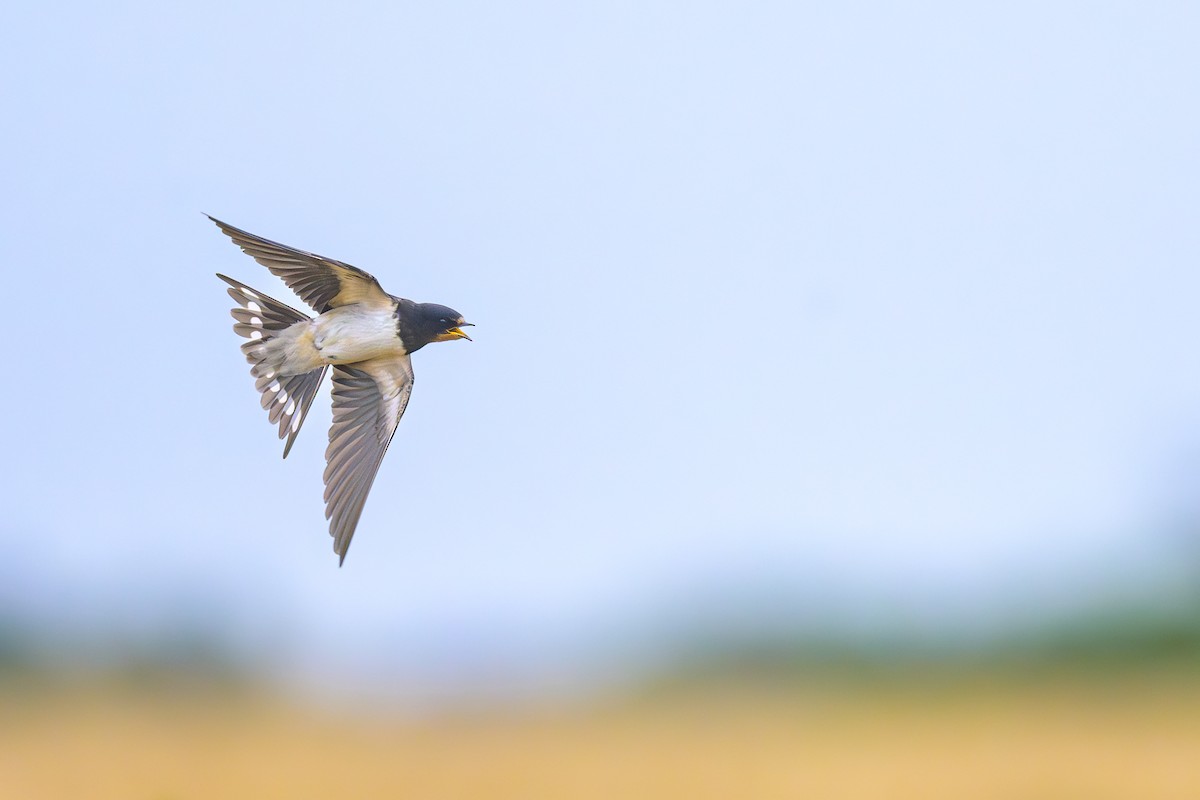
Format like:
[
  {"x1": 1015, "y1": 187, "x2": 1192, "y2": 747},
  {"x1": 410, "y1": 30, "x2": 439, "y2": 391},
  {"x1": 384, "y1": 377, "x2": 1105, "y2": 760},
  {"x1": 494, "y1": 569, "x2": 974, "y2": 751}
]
[
  {"x1": 207, "y1": 215, "x2": 393, "y2": 312},
  {"x1": 324, "y1": 355, "x2": 415, "y2": 564}
]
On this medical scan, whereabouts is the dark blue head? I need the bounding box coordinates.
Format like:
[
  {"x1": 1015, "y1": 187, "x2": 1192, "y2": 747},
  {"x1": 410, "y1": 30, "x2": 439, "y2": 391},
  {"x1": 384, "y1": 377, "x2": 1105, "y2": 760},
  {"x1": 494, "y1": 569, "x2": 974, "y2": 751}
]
[
  {"x1": 419, "y1": 303, "x2": 472, "y2": 343},
  {"x1": 395, "y1": 301, "x2": 473, "y2": 353}
]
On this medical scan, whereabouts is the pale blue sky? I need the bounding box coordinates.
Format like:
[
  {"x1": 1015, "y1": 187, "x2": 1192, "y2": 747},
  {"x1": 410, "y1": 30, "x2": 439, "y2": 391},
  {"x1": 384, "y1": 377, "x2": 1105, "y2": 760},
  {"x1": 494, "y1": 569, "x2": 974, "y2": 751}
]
[{"x1": 3, "y1": 1, "x2": 1199, "y2": 695}]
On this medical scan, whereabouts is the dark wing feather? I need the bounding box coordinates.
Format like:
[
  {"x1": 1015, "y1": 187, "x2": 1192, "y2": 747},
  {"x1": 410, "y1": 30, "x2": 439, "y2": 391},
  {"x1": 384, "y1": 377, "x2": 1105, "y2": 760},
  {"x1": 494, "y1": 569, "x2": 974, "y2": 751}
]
[
  {"x1": 323, "y1": 355, "x2": 415, "y2": 564},
  {"x1": 208, "y1": 216, "x2": 392, "y2": 312}
]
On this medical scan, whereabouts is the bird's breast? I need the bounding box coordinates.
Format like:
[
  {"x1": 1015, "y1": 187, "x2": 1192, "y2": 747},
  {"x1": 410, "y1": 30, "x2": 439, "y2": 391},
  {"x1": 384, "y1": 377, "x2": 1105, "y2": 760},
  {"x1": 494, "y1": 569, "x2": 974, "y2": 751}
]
[{"x1": 311, "y1": 306, "x2": 406, "y2": 365}]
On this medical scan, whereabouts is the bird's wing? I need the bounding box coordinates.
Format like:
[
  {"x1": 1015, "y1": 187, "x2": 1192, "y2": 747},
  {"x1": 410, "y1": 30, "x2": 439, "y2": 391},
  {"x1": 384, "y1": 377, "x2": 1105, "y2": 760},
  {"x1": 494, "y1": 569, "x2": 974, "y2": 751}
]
[
  {"x1": 208, "y1": 215, "x2": 393, "y2": 312},
  {"x1": 324, "y1": 355, "x2": 415, "y2": 564}
]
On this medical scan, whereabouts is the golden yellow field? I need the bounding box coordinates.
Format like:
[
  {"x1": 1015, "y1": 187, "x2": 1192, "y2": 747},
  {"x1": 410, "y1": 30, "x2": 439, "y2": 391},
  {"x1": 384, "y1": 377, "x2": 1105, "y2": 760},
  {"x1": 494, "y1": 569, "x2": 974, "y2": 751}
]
[{"x1": 2, "y1": 672, "x2": 1198, "y2": 799}]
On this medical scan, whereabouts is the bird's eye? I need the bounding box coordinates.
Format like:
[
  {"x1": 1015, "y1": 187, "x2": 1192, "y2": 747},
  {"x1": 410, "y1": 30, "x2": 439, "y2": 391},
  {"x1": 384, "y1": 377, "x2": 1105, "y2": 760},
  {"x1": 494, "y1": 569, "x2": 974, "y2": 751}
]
[{"x1": 439, "y1": 318, "x2": 448, "y2": 324}]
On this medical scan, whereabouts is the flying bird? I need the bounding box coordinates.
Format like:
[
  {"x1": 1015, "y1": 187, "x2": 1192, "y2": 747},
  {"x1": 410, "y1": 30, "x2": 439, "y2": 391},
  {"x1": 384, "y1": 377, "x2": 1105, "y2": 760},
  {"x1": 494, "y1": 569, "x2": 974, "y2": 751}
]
[{"x1": 210, "y1": 216, "x2": 472, "y2": 565}]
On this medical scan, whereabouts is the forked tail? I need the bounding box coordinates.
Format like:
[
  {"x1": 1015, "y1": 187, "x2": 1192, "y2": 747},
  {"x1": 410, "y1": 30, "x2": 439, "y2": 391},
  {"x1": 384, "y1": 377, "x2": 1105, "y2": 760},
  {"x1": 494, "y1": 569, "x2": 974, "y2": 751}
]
[{"x1": 218, "y1": 274, "x2": 328, "y2": 458}]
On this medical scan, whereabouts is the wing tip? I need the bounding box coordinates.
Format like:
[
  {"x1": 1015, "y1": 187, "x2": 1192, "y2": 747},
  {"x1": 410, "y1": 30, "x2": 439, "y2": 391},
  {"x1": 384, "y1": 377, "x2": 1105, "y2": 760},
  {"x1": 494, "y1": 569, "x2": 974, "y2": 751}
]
[{"x1": 206, "y1": 214, "x2": 251, "y2": 241}]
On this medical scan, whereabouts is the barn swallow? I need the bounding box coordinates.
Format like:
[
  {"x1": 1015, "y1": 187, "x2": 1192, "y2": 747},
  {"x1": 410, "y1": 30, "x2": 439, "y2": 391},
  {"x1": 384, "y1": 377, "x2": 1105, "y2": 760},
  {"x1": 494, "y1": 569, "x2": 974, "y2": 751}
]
[{"x1": 210, "y1": 216, "x2": 472, "y2": 565}]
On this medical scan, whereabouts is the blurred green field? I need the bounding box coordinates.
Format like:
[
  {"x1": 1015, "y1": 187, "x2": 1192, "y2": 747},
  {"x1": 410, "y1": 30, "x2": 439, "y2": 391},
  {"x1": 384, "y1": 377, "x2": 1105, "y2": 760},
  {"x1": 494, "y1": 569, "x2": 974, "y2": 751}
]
[{"x1": 2, "y1": 670, "x2": 1198, "y2": 799}]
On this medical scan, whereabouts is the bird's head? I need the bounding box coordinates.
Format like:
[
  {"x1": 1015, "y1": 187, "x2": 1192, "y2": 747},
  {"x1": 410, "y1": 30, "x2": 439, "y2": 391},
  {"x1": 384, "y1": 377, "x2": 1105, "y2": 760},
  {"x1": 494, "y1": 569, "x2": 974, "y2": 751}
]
[{"x1": 418, "y1": 303, "x2": 474, "y2": 344}]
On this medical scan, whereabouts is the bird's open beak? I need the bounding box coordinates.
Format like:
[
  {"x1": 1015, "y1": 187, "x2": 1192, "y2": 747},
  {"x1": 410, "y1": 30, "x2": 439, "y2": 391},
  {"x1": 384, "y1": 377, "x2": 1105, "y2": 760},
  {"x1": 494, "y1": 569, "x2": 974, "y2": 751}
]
[{"x1": 447, "y1": 324, "x2": 473, "y2": 342}]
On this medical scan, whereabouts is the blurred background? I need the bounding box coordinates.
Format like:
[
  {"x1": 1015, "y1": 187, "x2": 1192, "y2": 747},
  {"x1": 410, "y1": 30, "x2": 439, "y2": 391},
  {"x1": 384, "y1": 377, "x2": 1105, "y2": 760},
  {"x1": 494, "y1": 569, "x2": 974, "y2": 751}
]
[{"x1": 3, "y1": 1, "x2": 1200, "y2": 797}]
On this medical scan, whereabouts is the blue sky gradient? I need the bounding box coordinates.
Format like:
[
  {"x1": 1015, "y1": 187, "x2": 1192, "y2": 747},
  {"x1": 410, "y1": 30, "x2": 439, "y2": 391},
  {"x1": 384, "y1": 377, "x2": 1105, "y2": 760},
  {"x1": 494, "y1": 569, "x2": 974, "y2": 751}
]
[{"x1": 3, "y1": 1, "x2": 1200, "y2": 696}]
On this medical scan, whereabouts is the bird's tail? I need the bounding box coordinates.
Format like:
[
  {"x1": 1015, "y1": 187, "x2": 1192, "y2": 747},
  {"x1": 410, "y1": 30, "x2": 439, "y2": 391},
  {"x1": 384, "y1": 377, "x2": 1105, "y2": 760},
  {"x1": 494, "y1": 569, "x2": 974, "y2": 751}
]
[{"x1": 219, "y1": 274, "x2": 328, "y2": 458}]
